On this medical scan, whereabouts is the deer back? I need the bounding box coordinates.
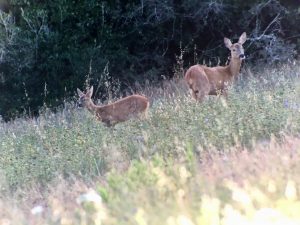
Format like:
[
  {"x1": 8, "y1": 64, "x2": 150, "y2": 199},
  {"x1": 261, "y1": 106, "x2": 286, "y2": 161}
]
[{"x1": 95, "y1": 95, "x2": 149, "y2": 125}]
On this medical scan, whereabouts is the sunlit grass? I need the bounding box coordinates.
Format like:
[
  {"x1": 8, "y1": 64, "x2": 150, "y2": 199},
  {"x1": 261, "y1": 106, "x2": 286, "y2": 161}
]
[{"x1": 2, "y1": 137, "x2": 300, "y2": 225}]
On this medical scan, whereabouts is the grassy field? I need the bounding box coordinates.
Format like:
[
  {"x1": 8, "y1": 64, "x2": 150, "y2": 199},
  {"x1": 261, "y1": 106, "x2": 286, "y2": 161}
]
[{"x1": 1, "y1": 63, "x2": 300, "y2": 224}]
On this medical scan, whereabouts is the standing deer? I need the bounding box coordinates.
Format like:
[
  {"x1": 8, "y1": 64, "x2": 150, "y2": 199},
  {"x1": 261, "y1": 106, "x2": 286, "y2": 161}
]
[
  {"x1": 185, "y1": 32, "x2": 247, "y2": 101},
  {"x1": 77, "y1": 86, "x2": 149, "y2": 126}
]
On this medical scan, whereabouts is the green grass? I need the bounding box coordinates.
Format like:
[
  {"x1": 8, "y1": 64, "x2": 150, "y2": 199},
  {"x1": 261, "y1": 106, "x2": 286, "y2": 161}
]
[{"x1": 1, "y1": 63, "x2": 300, "y2": 224}]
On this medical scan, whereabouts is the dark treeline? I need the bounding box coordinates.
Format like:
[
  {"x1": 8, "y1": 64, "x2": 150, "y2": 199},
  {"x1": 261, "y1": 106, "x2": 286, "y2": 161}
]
[{"x1": 0, "y1": 0, "x2": 299, "y2": 120}]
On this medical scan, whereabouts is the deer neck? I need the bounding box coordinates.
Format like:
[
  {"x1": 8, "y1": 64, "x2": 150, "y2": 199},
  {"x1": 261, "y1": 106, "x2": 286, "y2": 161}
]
[
  {"x1": 86, "y1": 100, "x2": 98, "y2": 113},
  {"x1": 227, "y1": 57, "x2": 242, "y2": 77}
]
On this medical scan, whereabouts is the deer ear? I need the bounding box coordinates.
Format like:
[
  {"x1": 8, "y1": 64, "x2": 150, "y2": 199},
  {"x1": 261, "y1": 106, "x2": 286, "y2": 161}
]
[
  {"x1": 238, "y1": 32, "x2": 247, "y2": 45},
  {"x1": 86, "y1": 86, "x2": 94, "y2": 98},
  {"x1": 77, "y1": 88, "x2": 84, "y2": 97},
  {"x1": 224, "y1": 37, "x2": 232, "y2": 49}
]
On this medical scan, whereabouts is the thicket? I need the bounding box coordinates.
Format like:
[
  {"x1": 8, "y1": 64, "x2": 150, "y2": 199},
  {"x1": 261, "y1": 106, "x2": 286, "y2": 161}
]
[{"x1": 0, "y1": 0, "x2": 299, "y2": 120}]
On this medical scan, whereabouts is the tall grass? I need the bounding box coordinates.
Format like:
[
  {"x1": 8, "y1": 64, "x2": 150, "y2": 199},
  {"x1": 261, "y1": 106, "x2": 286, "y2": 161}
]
[
  {"x1": 1, "y1": 63, "x2": 300, "y2": 224},
  {"x1": 2, "y1": 136, "x2": 300, "y2": 225}
]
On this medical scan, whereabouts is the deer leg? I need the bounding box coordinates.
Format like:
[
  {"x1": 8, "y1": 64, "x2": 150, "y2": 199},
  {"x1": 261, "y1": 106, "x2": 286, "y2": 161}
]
[
  {"x1": 191, "y1": 90, "x2": 197, "y2": 100},
  {"x1": 196, "y1": 92, "x2": 206, "y2": 103},
  {"x1": 192, "y1": 90, "x2": 206, "y2": 102},
  {"x1": 103, "y1": 120, "x2": 113, "y2": 127},
  {"x1": 141, "y1": 110, "x2": 149, "y2": 120},
  {"x1": 221, "y1": 89, "x2": 228, "y2": 100}
]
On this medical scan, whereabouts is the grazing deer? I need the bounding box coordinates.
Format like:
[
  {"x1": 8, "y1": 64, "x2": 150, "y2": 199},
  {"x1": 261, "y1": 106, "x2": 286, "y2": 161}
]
[
  {"x1": 185, "y1": 32, "x2": 247, "y2": 101},
  {"x1": 77, "y1": 86, "x2": 149, "y2": 126}
]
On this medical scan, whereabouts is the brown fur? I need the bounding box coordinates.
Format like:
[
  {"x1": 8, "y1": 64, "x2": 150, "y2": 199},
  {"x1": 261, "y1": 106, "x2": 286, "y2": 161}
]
[
  {"x1": 77, "y1": 87, "x2": 149, "y2": 126},
  {"x1": 185, "y1": 32, "x2": 247, "y2": 101}
]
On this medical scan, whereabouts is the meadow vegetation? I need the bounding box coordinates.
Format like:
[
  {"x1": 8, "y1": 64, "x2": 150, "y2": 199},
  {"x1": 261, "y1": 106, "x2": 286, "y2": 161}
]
[{"x1": 1, "y1": 62, "x2": 300, "y2": 224}]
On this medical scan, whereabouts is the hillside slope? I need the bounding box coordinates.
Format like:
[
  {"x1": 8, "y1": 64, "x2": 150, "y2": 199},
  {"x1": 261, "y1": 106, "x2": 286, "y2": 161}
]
[{"x1": 1, "y1": 63, "x2": 300, "y2": 224}]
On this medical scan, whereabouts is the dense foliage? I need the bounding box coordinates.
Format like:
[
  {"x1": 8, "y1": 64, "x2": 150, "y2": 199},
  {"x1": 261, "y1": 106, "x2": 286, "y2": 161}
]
[{"x1": 0, "y1": 0, "x2": 299, "y2": 119}]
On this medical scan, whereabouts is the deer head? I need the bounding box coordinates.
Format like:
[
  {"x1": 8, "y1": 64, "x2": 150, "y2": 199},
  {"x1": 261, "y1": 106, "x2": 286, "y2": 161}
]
[
  {"x1": 224, "y1": 32, "x2": 247, "y2": 60},
  {"x1": 77, "y1": 86, "x2": 94, "y2": 108}
]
